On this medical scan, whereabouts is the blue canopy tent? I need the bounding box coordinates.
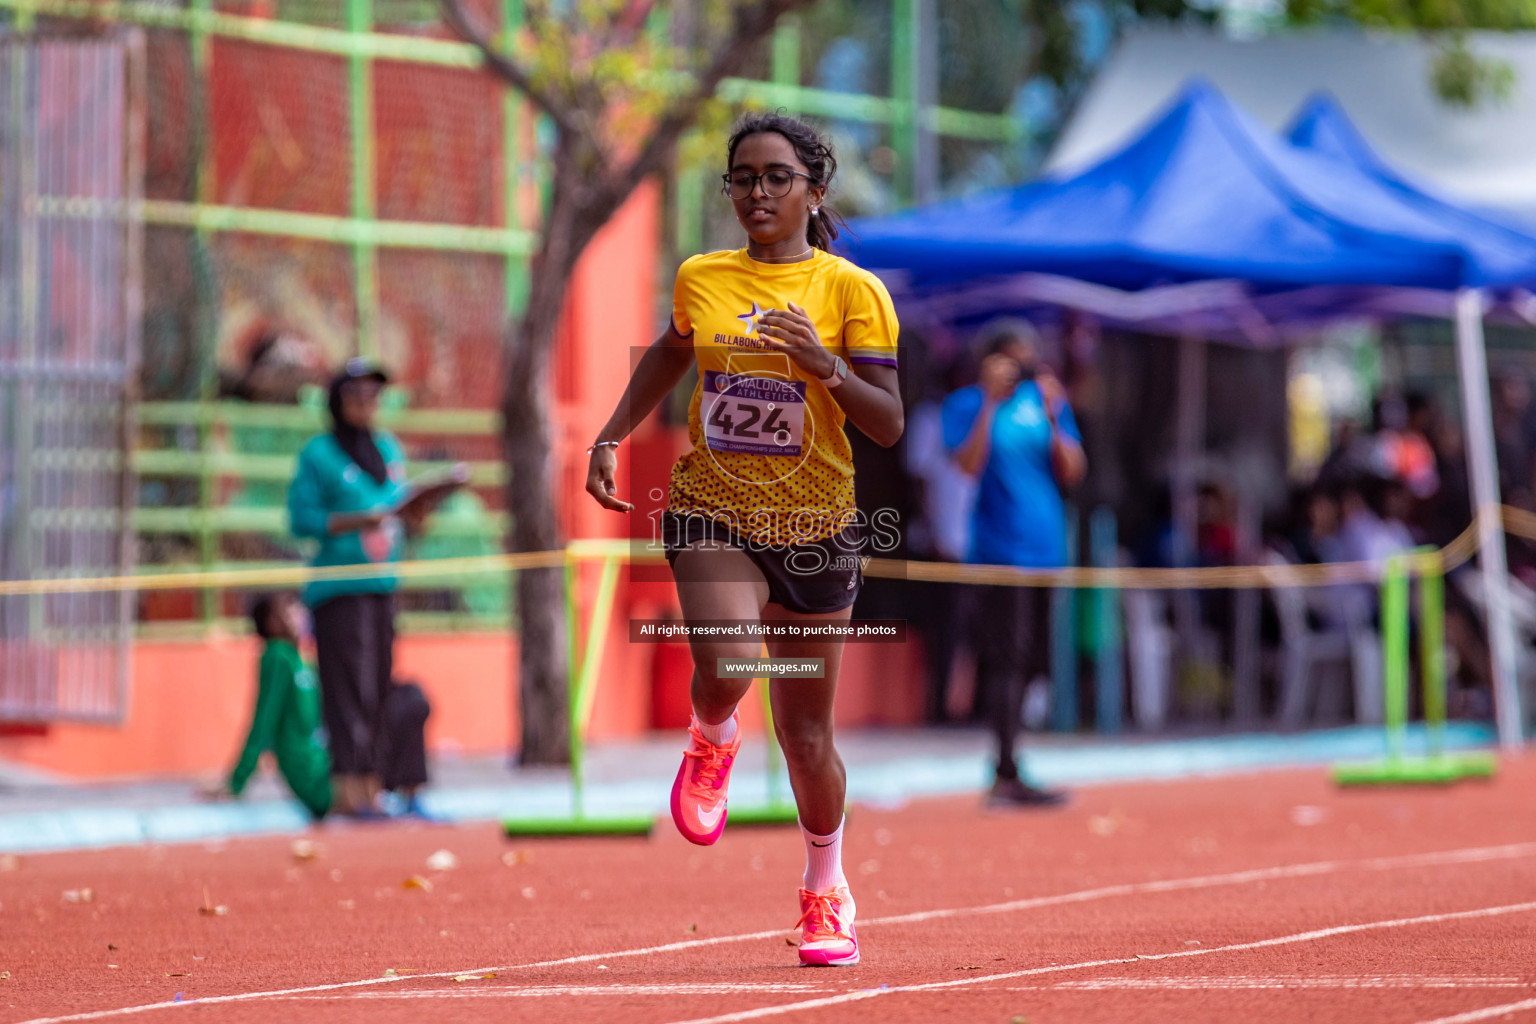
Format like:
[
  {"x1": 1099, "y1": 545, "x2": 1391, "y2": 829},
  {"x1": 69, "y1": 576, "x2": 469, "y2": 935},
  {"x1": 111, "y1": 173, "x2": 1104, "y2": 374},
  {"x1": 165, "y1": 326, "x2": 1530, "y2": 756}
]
[
  {"x1": 1286, "y1": 92, "x2": 1536, "y2": 297},
  {"x1": 841, "y1": 80, "x2": 1536, "y2": 746},
  {"x1": 842, "y1": 81, "x2": 1536, "y2": 295}
]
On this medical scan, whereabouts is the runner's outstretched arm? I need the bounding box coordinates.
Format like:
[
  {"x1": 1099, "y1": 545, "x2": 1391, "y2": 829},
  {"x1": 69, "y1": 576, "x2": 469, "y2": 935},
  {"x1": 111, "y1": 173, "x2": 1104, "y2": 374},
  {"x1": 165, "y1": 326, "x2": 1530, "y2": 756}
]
[{"x1": 585, "y1": 323, "x2": 696, "y2": 512}]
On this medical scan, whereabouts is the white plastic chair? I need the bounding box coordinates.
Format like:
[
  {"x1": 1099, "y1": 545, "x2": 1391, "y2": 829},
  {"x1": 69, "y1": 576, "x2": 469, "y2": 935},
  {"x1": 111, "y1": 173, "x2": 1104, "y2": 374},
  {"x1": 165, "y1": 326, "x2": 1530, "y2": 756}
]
[
  {"x1": 1269, "y1": 551, "x2": 1382, "y2": 728},
  {"x1": 1123, "y1": 588, "x2": 1173, "y2": 731}
]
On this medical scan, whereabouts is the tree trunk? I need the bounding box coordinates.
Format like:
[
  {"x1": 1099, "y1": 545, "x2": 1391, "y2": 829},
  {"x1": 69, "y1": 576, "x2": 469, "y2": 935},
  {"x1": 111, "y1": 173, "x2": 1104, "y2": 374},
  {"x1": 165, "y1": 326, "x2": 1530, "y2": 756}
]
[
  {"x1": 504, "y1": 143, "x2": 611, "y2": 765},
  {"x1": 503, "y1": 289, "x2": 568, "y2": 765}
]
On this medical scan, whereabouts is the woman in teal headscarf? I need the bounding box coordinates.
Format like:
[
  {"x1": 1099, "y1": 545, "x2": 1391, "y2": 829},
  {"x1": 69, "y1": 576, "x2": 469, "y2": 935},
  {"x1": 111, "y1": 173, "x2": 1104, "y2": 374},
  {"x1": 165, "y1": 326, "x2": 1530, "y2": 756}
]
[{"x1": 287, "y1": 359, "x2": 431, "y2": 818}]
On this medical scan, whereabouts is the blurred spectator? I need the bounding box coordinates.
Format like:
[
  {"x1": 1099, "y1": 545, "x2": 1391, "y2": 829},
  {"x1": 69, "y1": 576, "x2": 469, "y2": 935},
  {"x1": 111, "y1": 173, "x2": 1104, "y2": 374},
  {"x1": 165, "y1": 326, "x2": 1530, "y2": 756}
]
[
  {"x1": 908, "y1": 357, "x2": 978, "y2": 565},
  {"x1": 209, "y1": 592, "x2": 330, "y2": 820},
  {"x1": 1492, "y1": 373, "x2": 1534, "y2": 506},
  {"x1": 906, "y1": 354, "x2": 977, "y2": 723},
  {"x1": 1278, "y1": 485, "x2": 1341, "y2": 565},
  {"x1": 1336, "y1": 476, "x2": 1415, "y2": 566},
  {"x1": 943, "y1": 323, "x2": 1085, "y2": 806},
  {"x1": 1372, "y1": 393, "x2": 1439, "y2": 500},
  {"x1": 1421, "y1": 416, "x2": 1472, "y2": 549},
  {"x1": 1197, "y1": 482, "x2": 1237, "y2": 566},
  {"x1": 287, "y1": 359, "x2": 434, "y2": 819},
  {"x1": 1316, "y1": 417, "x2": 1374, "y2": 489}
]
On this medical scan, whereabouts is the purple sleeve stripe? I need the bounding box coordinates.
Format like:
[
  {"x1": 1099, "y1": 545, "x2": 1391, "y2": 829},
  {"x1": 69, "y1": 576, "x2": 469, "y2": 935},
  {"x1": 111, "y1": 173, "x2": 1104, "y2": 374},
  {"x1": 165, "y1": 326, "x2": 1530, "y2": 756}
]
[
  {"x1": 850, "y1": 355, "x2": 898, "y2": 367},
  {"x1": 670, "y1": 315, "x2": 693, "y2": 338}
]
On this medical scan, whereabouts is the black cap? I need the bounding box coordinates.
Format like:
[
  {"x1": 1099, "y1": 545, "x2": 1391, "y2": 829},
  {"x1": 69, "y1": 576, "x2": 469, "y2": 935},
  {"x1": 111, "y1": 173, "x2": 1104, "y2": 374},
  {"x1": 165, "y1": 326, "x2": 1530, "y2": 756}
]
[{"x1": 337, "y1": 357, "x2": 389, "y2": 385}]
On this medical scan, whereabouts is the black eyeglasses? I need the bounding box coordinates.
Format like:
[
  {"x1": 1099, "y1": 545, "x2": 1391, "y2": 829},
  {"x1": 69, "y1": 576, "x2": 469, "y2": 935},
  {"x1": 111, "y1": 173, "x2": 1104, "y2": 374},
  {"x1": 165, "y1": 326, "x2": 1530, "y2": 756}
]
[{"x1": 721, "y1": 169, "x2": 815, "y2": 200}]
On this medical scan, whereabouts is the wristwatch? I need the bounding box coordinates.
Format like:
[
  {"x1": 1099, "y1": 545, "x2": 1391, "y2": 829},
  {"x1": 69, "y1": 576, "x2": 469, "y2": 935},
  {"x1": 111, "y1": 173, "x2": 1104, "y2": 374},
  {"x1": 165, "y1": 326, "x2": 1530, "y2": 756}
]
[{"x1": 819, "y1": 356, "x2": 849, "y2": 389}]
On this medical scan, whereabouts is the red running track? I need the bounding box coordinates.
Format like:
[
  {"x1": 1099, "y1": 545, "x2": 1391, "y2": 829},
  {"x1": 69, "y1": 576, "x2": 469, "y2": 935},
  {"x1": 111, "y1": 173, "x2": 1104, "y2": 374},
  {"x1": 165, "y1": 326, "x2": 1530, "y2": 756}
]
[{"x1": 4, "y1": 756, "x2": 1536, "y2": 1024}]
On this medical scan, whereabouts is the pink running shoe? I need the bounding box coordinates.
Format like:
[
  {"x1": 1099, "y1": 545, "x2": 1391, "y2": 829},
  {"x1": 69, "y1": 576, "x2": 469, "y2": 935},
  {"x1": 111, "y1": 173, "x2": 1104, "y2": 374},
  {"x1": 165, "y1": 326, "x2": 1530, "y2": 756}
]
[
  {"x1": 796, "y1": 885, "x2": 859, "y2": 966},
  {"x1": 669, "y1": 715, "x2": 741, "y2": 845}
]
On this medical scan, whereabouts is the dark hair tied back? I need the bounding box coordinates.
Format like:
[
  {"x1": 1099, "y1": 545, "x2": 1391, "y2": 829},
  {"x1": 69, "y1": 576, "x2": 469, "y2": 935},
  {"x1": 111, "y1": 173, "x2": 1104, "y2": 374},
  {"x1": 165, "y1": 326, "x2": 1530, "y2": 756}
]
[{"x1": 726, "y1": 112, "x2": 846, "y2": 252}]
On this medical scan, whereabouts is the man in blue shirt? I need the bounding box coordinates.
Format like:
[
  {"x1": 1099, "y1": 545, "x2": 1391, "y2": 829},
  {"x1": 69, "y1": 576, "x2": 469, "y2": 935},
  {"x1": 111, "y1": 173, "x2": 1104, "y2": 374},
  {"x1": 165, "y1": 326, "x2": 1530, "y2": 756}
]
[{"x1": 943, "y1": 326, "x2": 1087, "y2": 807}]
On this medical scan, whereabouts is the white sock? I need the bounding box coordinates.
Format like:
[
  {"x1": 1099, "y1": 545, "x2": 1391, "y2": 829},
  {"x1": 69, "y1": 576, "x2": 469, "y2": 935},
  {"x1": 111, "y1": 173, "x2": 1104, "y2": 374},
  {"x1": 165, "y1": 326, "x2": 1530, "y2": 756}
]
[
  {"x1": 696, "y1": 714, "x2": 737, "y2": 746},
  {"x1": 801, "y1": 817, "x2": 847, "y2": 893}
]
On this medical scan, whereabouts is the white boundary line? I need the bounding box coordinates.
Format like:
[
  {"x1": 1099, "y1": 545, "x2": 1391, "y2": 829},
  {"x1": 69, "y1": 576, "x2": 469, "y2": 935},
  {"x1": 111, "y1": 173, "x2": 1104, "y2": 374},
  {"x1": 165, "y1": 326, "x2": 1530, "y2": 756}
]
[
  {"x1": 305, "y1": 983, "x2": 841, "y2": 1000},
  {"x1": 662, "y1": 901, "x2": 1536, "y2": 1024},
  {"x1": 12, "y1": 840, "x2": 1536, "y2": 1024},
  {"x1": 1412, "y1": 999, "x2": 1536, "y2": 1024},
  {"x1": 1004, "y1": 977, "x2": 1536, "y2": 992}
]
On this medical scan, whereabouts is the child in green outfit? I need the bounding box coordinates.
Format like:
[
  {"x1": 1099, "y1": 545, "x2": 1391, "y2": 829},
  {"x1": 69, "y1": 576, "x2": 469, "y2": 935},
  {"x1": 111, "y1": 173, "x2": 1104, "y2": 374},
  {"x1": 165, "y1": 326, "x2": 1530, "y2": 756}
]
[{"x1": 218, "y1": 592, "x2": 332, "y2": 819}]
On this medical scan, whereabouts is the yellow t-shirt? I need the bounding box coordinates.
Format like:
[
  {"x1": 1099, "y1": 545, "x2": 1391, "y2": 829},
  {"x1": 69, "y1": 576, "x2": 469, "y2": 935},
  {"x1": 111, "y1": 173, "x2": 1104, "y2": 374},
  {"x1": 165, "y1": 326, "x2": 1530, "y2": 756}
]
[{"x1": 668, "y1": 247, "x2": 900, "y2": 547}]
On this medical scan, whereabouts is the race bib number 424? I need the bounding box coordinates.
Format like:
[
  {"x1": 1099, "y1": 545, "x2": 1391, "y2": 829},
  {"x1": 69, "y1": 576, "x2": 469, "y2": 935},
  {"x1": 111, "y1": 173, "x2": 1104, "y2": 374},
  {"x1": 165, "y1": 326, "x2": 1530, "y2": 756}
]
[{"x1": 702, "y1": 371, "x2": 807, "y2": 457}]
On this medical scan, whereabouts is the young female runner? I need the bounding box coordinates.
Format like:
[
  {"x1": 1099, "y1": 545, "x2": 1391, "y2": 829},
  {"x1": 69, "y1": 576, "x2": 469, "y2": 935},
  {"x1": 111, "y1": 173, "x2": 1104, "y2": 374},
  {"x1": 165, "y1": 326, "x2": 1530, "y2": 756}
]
[{"x1": 585, "y1": 113, "x2": 902, "y2": 966}]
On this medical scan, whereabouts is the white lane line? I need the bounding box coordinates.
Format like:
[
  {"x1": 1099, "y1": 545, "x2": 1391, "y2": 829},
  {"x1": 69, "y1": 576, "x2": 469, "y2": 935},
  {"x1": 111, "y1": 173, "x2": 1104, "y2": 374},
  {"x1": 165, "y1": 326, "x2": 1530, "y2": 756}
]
[
  {"x1": 662, "y1": 901, "x2": 1536, "y2": 1024},
  {"x1": 294, "y1": 977, "x2": 1536, "y2": 1001},
  {"x1": 862, "y1": 842, "x2": 1536, "y2": 930},
  {"x1": 296, "y1": 983, "x2": 839, "y2": 1000},
  {"x1": 14, "y1": 841, "x2": 1536, "y2": 1024},
  {"x1": 1004, "y1": 977, "x2": 1535, "y2": 992},
  {"x1": 1412, "y1": 999, "x2": 1536, "y2": 1023}
]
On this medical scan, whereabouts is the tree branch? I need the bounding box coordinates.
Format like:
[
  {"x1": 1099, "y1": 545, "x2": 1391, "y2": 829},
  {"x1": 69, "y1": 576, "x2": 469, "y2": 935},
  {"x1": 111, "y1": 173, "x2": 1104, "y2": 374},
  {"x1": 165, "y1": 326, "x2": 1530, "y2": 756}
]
[
  {"x1": 440, "y1": 0, "x2": 582, "y2": 139},
  {"x1": 615, "y1": 0, "x2": 818, "y2": 196},
  {"x1": 596, "y1": 0, "x2": 658, "y2": 51}
]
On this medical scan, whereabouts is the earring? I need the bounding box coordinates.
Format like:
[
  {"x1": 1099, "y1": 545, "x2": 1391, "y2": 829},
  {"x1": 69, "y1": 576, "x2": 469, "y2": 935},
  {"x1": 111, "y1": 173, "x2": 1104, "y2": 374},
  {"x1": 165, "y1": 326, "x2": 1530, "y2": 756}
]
[{"x1": 810, "y1": 207, "x2": 820, "y2": 216}]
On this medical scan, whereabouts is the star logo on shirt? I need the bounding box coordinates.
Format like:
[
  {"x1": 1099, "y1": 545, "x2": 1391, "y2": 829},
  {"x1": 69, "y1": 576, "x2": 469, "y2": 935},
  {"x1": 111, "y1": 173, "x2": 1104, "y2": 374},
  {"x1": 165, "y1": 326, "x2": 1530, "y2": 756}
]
[{"x1": 737, "y1": 302, "x2": 766, "y2": 335}]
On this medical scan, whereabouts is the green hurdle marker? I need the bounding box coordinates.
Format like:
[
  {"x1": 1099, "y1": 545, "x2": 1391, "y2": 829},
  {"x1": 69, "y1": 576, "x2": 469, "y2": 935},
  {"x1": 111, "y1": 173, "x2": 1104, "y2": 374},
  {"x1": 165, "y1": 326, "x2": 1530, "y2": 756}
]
[
  {"x1": 725, "y1": 672, "x2": 800, "y2": 827},
  {"x1": 503, "y1": 547, "x2": 654, "y2": 837},
  {"x1": 1333, "y1": 549, "x2": 1497, "y2": 787}
]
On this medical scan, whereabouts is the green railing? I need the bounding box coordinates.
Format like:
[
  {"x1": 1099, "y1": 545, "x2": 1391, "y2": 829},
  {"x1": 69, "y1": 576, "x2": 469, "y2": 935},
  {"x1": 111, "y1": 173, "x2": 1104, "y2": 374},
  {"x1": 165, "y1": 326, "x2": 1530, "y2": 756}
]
[{"x1": 133, "y1": 399, "x2": 511, "y2": 637}]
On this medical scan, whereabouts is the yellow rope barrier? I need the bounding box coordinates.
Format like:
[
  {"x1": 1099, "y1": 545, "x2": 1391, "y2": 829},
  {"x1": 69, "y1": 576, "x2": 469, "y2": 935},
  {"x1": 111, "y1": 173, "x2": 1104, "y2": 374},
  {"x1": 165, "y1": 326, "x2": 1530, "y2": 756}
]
[
  {"x1": 867, "y1": 518, "x2": 1478, "y2": 588},
  {"x1": 0, "y1": 509, "x2": 1522, "y2": 598}
]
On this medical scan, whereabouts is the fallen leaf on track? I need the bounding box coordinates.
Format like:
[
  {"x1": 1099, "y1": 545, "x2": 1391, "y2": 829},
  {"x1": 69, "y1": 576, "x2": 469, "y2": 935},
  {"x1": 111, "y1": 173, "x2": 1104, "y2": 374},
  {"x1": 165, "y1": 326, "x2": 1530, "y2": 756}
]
[
  {"x1": 165, "y1": 973, "x2": 188, "y2": 978},
  {"x1": 785, "y1": 937, "x2": 798, "y2": 946},
  {"x1": 452, "y1": 974, "x2": 494, "y2": 982},
  {"x1": 1, "y1": 972, "x2": 10, "y2": 980},
  {"x1": 107, "y1": 944, "x2": 119, "y2": 951},
  {"x1": 956, "y1": 965, "x2": 983, "y2": 970},
  {"x1": 290, "y1": 840, "x2": 320, "y2": 862},
  {"x1": 62, "y1": 889, "x2": 95, "y2": 904},
  {"x1": 402, "y1": 875, "x2": 433, "y2": 892},
  {"x1": 426, "y1": 849, "x2": 458, "y2": 872},
  {"x1": 1290, "y1": 805, "x2": 1329, "y2": 827},
  {"x1": 197, "y1": 886, "x2": 227, "y2": 916}
]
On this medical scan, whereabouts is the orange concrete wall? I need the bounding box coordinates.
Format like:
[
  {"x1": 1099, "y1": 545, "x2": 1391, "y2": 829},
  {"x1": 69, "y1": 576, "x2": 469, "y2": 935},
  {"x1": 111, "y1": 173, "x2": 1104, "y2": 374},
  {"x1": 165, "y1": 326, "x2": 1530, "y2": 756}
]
[{"x1": 0, "y1": 634, "x2": 518, "y2": 780}]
